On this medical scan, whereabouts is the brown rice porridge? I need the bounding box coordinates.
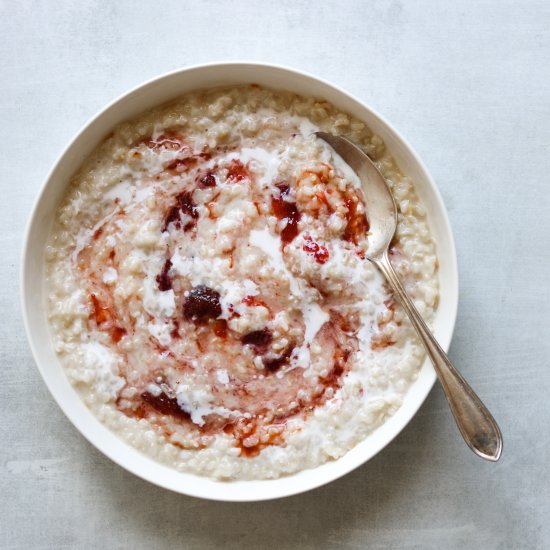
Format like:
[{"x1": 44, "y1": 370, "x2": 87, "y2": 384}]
[{"x1": 46, "y1": 85, "x2": 439, "y2": 480}]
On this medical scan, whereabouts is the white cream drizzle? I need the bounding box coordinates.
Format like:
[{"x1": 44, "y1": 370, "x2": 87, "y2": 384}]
[
  {"x1": 248, "y1": 227, "x2": 329, "y2": 369},
  {"x1": 248, "y1": 228, "x2": 302, "y2": 297},
  {"x1": 80, "y1": 341, "x2": 125, "y2": 399},
  {"x1": 175, "y1": 384, "x2": 237, "y2": 427}
]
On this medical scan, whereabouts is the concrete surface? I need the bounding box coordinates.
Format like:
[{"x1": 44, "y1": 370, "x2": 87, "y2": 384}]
[{"x1": 2, "y1": 1, "x2": 549, "y2": 548}]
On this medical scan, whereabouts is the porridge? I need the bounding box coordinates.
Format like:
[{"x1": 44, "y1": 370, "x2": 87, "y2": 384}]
[{"x1": 46, "y1": 85, "x2": 439, "y2": 480}]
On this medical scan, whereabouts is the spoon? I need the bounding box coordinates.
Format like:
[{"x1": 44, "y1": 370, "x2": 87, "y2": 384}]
[{"x1": 316, "y1": 132, "x2": 502, "y2": 461}]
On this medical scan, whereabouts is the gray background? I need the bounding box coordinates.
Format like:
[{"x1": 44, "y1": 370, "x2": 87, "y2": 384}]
[{"x1": 2, "y1": 1, "x2": 549, "y2": 548}]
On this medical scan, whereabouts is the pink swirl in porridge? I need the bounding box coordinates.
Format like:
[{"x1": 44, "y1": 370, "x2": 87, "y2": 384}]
[
  {"x1": 75, "y1": 128, "x2": 373, "y2": 456},
  {"x1": 47, "y1": 86, "x2": 439, "y2": 479}
]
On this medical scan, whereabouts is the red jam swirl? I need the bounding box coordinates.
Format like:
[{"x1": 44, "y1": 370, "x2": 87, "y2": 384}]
[{"x1": 271, "y1": 183, "x2": 301, "y2": 244}]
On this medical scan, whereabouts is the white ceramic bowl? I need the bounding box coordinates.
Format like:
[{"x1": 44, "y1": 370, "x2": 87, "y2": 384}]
[{"x1": 21, "y1": 62, "x2": 458, "y2": 501}]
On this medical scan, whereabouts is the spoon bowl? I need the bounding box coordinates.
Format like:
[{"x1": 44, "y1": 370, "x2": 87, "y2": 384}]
[{"x1": 316, "y1": 132, "x2": 397, "y2": 260}]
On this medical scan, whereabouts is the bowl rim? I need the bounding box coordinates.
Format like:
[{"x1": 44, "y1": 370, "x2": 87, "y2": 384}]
[{"x1": 21, "y1": 61, "x2": 458, "y2": 501}]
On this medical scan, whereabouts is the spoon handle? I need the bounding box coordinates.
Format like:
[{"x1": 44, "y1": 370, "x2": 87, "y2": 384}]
[{"x1": 373, "y1": 251, "x2": 503, "y2": 461}]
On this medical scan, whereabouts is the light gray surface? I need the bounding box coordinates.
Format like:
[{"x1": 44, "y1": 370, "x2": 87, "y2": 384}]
[{"x1": 2, "y1": 0, "x2": 549, "y2": 548}]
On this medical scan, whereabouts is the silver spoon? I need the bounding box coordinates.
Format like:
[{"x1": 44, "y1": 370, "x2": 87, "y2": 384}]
[{"x1": 316, "y1": 132, "x2": 502, "y2": 461}]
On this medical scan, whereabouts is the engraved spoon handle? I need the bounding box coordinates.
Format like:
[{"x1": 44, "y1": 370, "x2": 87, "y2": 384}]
[{"x1": 373, "y1": 251, "x2": 503, "y2": 461}]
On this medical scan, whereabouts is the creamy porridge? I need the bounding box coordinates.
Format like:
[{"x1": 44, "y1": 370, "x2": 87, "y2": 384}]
[{"x1": 46, "y1": 85, "x2": 439, "y2": 480}]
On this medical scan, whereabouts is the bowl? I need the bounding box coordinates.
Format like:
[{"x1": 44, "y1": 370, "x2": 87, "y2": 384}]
[{"x1": 21, "y1": 62, "x2": 458, "y2": 501}]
